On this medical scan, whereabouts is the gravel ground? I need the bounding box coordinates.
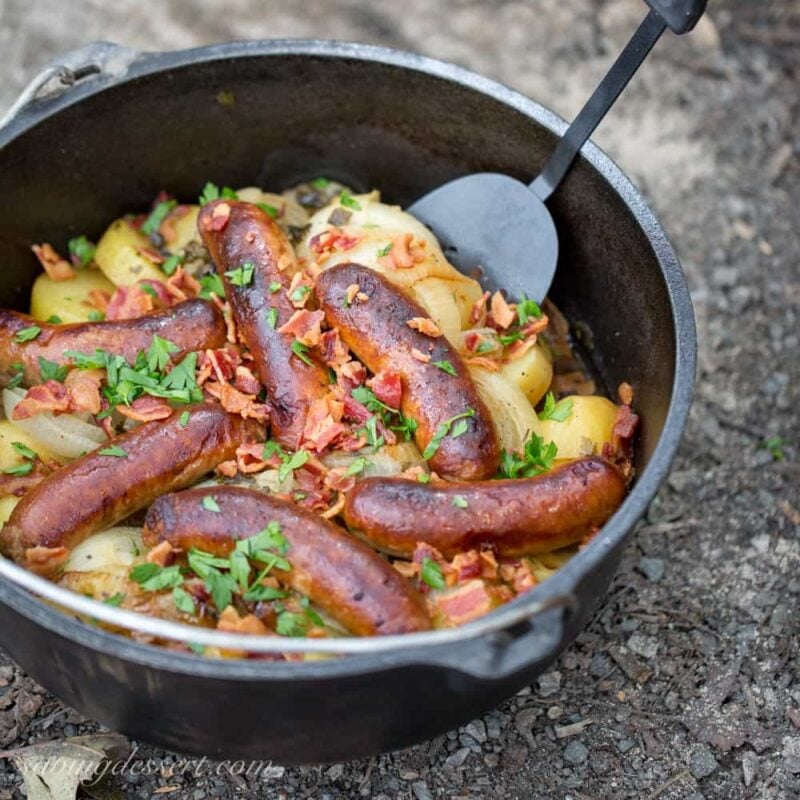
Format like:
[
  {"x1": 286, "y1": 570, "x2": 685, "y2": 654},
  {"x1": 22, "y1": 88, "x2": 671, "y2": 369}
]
[{"x1": 0, "y1": 1, "x2": 797, "y2": 798}]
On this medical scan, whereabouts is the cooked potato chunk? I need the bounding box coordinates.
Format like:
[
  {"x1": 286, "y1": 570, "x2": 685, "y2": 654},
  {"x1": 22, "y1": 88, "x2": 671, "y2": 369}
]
[
  {"x1": 94, "y1": 219, "x2": 165, "y2": 286},
  {"x1": 30, "y1": 268, "x2": 115, "y2": 323},
  {"x1": 538, "y1": 395, "x2": 618, "y2": 459},
  {"x1": 501, "y1": 343, "x2": 553, "y2": 406}
]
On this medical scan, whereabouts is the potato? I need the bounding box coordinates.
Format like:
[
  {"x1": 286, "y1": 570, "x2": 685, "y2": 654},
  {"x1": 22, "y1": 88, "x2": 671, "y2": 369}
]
[
  {"x1": 538, "y1": 395, "x2": 618, "y2": 460},
  {"x1": 64, "y1": 527, "x2": 143, "y2": 576},
  {"x1": 501, "y1": 343, "x2": 553, "y2": 406},
  {"x1": 94, "y1": 219, "x2": 165, "y2": 286},
  {"x1": 30, "y1": 268, "x2": 115, "y2": 323},
  {"x1": 236, "y1": 187, "x2": 309, "y2": 231},
  {"x1": 0, "y1": 419, "x2": 55, "y2": 468},
  {"x1": 0, "y1": 496, "x2": 19, "y2": 526},
  {"x1": 469, "y1": 366, "x2": 543, "y2": 455},
  {"x1": 164, "y1": 205, "x2": 200, "y2": 254}
]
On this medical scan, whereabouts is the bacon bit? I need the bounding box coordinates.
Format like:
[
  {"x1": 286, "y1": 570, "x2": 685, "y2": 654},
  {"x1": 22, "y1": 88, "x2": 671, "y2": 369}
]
[
  {"x1": 465, "y1": 356, "x2": 501, "y2": 372},
  {"x1": 618, "y1": 381, "x2": 634, "y2": 406},
  {"x1": 338, "y1": 360, "x2": 367, "y2": 390},
  {"x1": 13, "y1": 381, "x2": 71, "y2": 420},
  {"x1": 277, "y1": 309, "x2": 325, "y2": 346},
  {"x1": 393, "y1": 560, "x2": 419, "y2": 579},
  {"x1": 410, "y1": 347, "x2": 431, "y2": 363},
  {"x1": 0, "y1": 460, "x2": 51, "y2": 498},
  {"x1": 287, "y1": 271, "x2": 314, "y2": 309},
  {"x1": 117, "y1": 395, "x2": 173, "y2": 423},
  {"x1": 343, "y1": 394, "x2": 372, "y2": 423},
  {"x1": 490, "y1": 291, "x2": 515, "y2": 329},
  {"x1": 302, "y1": 396, "x2": 346, "y2": 452},
  {"x1": 64, "y1": 368, "x2": 103, "y2": 415},
  {"x1": 378, "y1": 233, "x2": 426, "y2": 269},
  {"x1": 222, "y1": 301, "x2": 237, "y2": 344},
  {"x1": 309, "y1": 227, "x2": 359, "y2": 261},
  {"x1": 204, "y1": 381, "x2": 269, "y2": 422},
  {"x1": 231, "y1": 443, "x2": 267, "y2": 474},
  {"x1": 105, "y1": 285, "x2": 156, "y2": 321},
  {"x1": 521, "y1": 315, "x2": 549, "y2": 337},
  {"x1": 412, "y1": 541, "x2": 446, "y2": 567},
  {"x1": 470, "y1": 291, "x2": 490, "y2": 325},
  {"x1": 479, "y1": 549, "x2": 499, "y2": 580},
  {"x1": 320, "y1": 493, "x2": 346, "y2": 519},
  {"x1": 165, "y1": 267, "x2": 201, "y2": 302},
  {"x1": 324, "y1": 467, "x2": 356, "y2": 494},
  {"x1": 25, "y1": 546, "x2": 68, "y2": 575},
  {"x1": 345, "y1": 284, "x2": 360, "y2": 306},
  {"x1": 400, "y1": 464, "x2": 429, "y2": 482},
  {"x1": 451, "y1": 550, "x2": 482, "y2": 582},
  {"x1": 510, "y1": 560, "x2": 537, "y2": 594},
  {"x1": 320, "y1": 329, "x2": 349, "y2": 367},
  {"x1": 217, "y1": 606, "x2": 269, "y2": 634},
  {"x1": 32, "y1": 243, "x2": 75, "y2": 281},
  {"x1": 367, "y1": 370, "x2": 402, "y2": 409},
  {"x1": 205, "y1": 348, "x2": 240, "y2": 383},
  {"x1": 234, "y1": 365, "x2": 261, "y2": 395},
  {"x1": 434, "y1": 580, "x2": 494, "y2": 626},
  {"x1": 136, "y1": 246, "x2": 165, "y2": 265},
  {"x1": 608, "y1": 404, "x2": 639, "y2": 468},
  {"x1": 407, "y1": 317, "x2": 442, "y2": 337},
  {"x1": 86, "y1": 289, "x2": 111, "y2": 313},
  {"x1": 146, "y1": 541, "x2": 176, "y2": 567},
  {"x1": 207, "y1": 202, "x2": 231, "y2": 232},
  {"x1": 215, "y1": 459, "x2": 238, "y2": 478},
  {"x1": 503, "y1": 336, "x2": 538, "y2": 362}
]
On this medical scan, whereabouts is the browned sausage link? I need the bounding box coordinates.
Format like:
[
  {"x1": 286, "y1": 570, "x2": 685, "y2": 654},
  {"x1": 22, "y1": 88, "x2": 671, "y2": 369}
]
[
  {"x1": 315, "y1": 263, "x2": 499, "y2": 480},
  {"x1": 143, "y1": 486, "x2": 431, "y2": 636},
  {"x1": 198, "y1": 200, "x2": 330, "y2": 449},
  {"x1": 344, "y1": 457, "x2": 627, "y2": 558},
  {"x1": 0, "y1": 299, "x2": 226, "y2": 387},
  {"x1": 0, "y1": 404, "x2": 262, "y2": 576}
]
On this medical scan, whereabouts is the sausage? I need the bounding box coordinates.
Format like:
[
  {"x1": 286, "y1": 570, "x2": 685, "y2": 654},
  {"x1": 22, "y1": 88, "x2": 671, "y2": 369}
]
[
  {"x1": 0, "y1": 299, "x2": 226, "y2": 387},
  {"x1": 198, "y1": 201, "x2": 330, "y2": 449},
  {"x1": 0, "y1": 404, "x2": 262, "y2": 575},
  {"x1": 315, "y1": 263, "x2": 499, "y2": 480},
  {"x1": 143, "y1": 486, "x2": 431, "y2": 636},
  {"x1": 343, "y1": 457, "x2": 627, "y2": 558}
]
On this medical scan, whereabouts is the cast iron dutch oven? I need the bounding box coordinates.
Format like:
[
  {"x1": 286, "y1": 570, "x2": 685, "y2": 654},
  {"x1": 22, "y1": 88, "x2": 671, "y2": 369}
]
[{"x1": 0, "y1": 40, "x2": 695, "y2": 763}]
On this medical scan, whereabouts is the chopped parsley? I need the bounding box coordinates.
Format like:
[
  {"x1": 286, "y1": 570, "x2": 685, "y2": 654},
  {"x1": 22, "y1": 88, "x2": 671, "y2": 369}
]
[
  {"x1": 7, "y1": 364, "x2": 24, "y2": 389},
  {"x1": 498, "y1": 432, "x2": 558, "y2": 479},
  {"x1": 37, "y1": 356, "x2": 68, "y2": 383},
  {"x1": 129, "y1": 563, "x2": 183, "y2": 591},
  {"x1": 11, "y1": 441, "x2": 37, "y2": 460},
  {"x1": 538, "y1": 392, "x2": 573, "y2": 423},
  {"x1": 257, "y1": 202, "x2": 279, "y2": 218},
  {"x1": 420, "y1": 557, "x2": 446, "y2": 590},
  {"x1": 377, "y1": 242, "x2": 393, "y2": 257},
  {"x1": 276, "y1": 611, "x2": 309, "y2": 637},
  {"x1": 452, "y1": 495, "x2": 468, "y2": 509},
  {"x1": 178, "y1": 411, "x2": 191, "y2": 428},
  {"x1": 141, "y1": 200, "x2": 177, "y2": 237},
  {"x1": 422, "y1": 409, "x2": 475, "y2": 460},
  {"x1": 268, "y1": 281, "x2": 282, "y2": 293},
  {"x1": 350, "y1": 385, "x2": 418, "y2": 442},
  {"x1": 140, "y1": 283, "x2": 158, "y2": 299},
  {"x1": 516, "y1": 294, "x2": 542, "y2": 325},
  {"x1": 311, "y1": 177, "x2": 330, "y2": 189},
  {"x1": 201, "y1": 496, "x2": 221, "y2": 513},
  {"x1": 345, "y1": 456, "x2": 370, "y2": 476},
  {"x1": 432, "y1": 360, "x2": 457, "y2": 376},
  {"x1": 339, "y1": 190, "x2": 361, "y2": 211},
  {"x1": 278, "y1": 450, "x2": 309, "y2": 483},
  {"x1": 199, "y1": 182, "x2": 238, "y2": 205},
  {"x1": 290, "y1": 285, "x2": 311, "y2": 303},
  {"x1": 291, "y1": 340, "x2": 314, "y2": 366},
  {"x1": 87, "y1": 310, "x2": 105, "y2": 322},
  {"x1": 172, "y1": 586, "x2": 196, "y2": 614},
  {"x1": 14, "y1": 326, "x2": 41, "y2": 343},
  {"x1": 67, "y1": 235, "x2": 96, "y2": 268},
  {"x1": 161, "y1": 253, "x2": 183, "y2": 276},
  {"x1": 199, "y1": 273, "x2": 226, "y2": 299},
  {"x1": 98, "y1": 445, "x2": 128, "y2": 458},
  {"x1": 266, "y1": 308, "x2": 278, "y2": 329},
  {"x1": 103, "y1": 592, "x2": 126, "y2": 607},
  {"x1": 225, "y1": 261, "x2": 255, "y2": 287},
  {"x1": 359, "y1": 416, "x2": 385, "y2": 449},
  {"x1": 46, "y1": 315, "x2": 62, "y2": 324},
  {"x1": 498, "y1": 330, "x2": 525, "y2": 346},
  {"x1": 417, "y1": 472, "x2": 431, "y2": 484},
  {"x1": 146, "y1": 335, "x2": 179, "y2": 373},
  {"x1": 2, "y1": 462, "x2": 34, "y2": 477}
]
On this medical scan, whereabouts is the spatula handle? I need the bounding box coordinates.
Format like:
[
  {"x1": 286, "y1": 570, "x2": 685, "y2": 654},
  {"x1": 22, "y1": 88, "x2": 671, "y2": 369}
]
[{"x1": 645, "y1": 0, "x2": 707, "y2": 34}]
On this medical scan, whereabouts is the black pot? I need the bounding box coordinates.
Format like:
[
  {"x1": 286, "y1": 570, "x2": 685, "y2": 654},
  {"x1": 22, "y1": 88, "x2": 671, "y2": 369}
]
[{"x1": 0, "y1": 40, "x2": 695, "y2": 763}]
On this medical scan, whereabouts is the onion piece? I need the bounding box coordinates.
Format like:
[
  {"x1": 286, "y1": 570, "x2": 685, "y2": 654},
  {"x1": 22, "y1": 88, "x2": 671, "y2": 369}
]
[
  {"x1": 3, "y1": 387, "x2": 106, "y2": 460},
  {"x1": 322, "y1": 442, "x2": 425, "y2": 478},
  {"x1": 63, "y1": 527, "x2": 144, "y2": 576}
]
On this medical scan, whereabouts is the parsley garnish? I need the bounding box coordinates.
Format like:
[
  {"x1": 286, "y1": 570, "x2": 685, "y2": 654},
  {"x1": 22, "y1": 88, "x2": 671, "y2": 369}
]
[
  {"x1": 290, "y1": 285, "x2": 310, "y2": 303},
  {"x1": 276, "y1": 611, "x2": 309, "y2": 637},
  {"x1": 225, "y1": 261, "x2": 256, "y2": 287},
  {"x1": 359, "y1": 416, "x2": 385, "y2": 449},
  {"x1": 67, "y1": 235, "x2": 96, "y2": 268},
  {"x1": 268, "y1": 281, "x2": 281, "y2": 293},
  {"x1": 46, "y1": 315, "x2": 62, "y2": 324},
  {"x1": 14, "y1": 326, "x2": 41, "y2": 343},
  {"x1": 103, "y1": 592, "x2": 125, "y2": 607},
  {"x1": 377, "y1": 242, "x2": 393, "y2": 257},
  {"x1": 266, "y1": 308, "x2": 279, "y2": 329},
  {"x1": 257, "y1": 202, "x2": 279, "y2": 218},
  {"x1": 452, "y1": 495, "x2": 468, "y2": 509},
  {"x1": 432, "y1": 360, "x2": 457, "y2": 376},
  {"x1": 7, "y1": 364, "x2": 24, "y2": 389},
  {"x1": 346, "y1": 456, "x2": 370, "y2": 476},
  {"x1": 161, "y1": 254, "x2": 183, "y2": 276},
  {"x1": 422, "y1": 409, "x2": 475, "y2": 460},
  {"x1": 311, "y1": 177, "x2": 330, "y2": 189},
  {"x1": 141, "y1": 200, "x2": 177, "y2": 237},
  {"x1": 498, "y1": 432, "x2": 558, "y2": 479},
  {"x1": 199, "y1": 182, "x2": 238, "y2": 205},
  {"x1": 140, "y1": 283, "x2": 157, "y2": 299},
  {"x1": 291, "y1": 340, "x2": 314, "y2": 366},
  {"x1": 146, "y1": 335, "x2": 179, "y2": 373},
  {"x1": 2, "y1": 462, "x2": 34, "y2": 477},
  {"x1": 278, "y1": 450, "x2": 309, "y2": 483},
  {"x1": 350, "y1": 385, "x2": 417, "y2": 442},
  {"x1": 202, "y1": 496, "x2": 221, "y2": 513},
  {"x1": 129, "y1": 563, "x2": 183, "y2": 591},
  {"x1": 98, "y1": 445, "x2": 128, "y2": 458},
  {"x1": 199, "y1": 273, "x2": 226, "y2": 299},
  {"x1": 516, "y1": 294, "x2": 542, "y2": 325},
  {"x1": 421, "y1": 557, "x2": 446, "y2": 590},
  {"x1": 339, "y1": 190, "x2": 361, "y2": 211},
  {"x1": 88, "y1": 310, "x2": 105, "y2": 322},
  {"x1": 498, "y1": 330, "x2": 524, "y2": 346},
  {"x1": 11, "y1": 441, "x2": 37, "y2": 460},
  {"x1": 538, "y1": 392, "x2": 573, "y2": 423},
  {"x1": 172, "y1": 586, "x2": 196, "y2": 614},
  {"x1": 178, "y1": 411, "x2": 190, "y2": 428},
  {"x1": 37, "y1": 357, "x2": 68, "y2": 383},
  {"x1": 417, "y1": 472, "x2": 431, "y2": 484}
]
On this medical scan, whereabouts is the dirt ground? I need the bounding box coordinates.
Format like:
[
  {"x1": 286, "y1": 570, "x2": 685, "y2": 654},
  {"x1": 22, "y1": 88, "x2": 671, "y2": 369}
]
[{"x1": 0, "y1": 0, "x2": 797, "y2": 798}]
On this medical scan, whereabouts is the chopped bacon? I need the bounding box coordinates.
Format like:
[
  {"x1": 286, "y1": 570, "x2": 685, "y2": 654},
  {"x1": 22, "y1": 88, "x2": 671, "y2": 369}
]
[
  {"x1": 618, "y1": 381, "x2": 634, "y2": 406},
  {"x1": 117, "y1": 395, "x2": 173, "y2": 423},
  {"x1": 221, "y1": 301, "x2": 237, "y2": 344},
  {"x1": 503, "y1": 559, "x2": 537, "y2": 594},
  {"x1": 479, "y1": 549, "x2": 499, "y2": 580},
  {"x1": 337, "y1": 360, "x2": 366, "y2": 390},
  {"x1": 368, "y1": 370, "x2": 402, "y2": 410},
  {"x1": 470, "y1": 291, "x2": 490, "y2": 325},
  {"x1": 215, "y1": 460, "x2": 238, "y2": 478},
  {"x1": 277, "y1": 309, "x2": 325, "y2": 346},
  {"x1": 320, "y1": 329, "x2": 349, "y2": 367},
  {"x1": 217, "y1": 606, "x2": 269, "y2": 634},
  {"x1": 235, "y1": 443, "x2": 269, "y2": 474},
  {"x1": 105, "y1": 285, "x2": 156, "y2": 321},
  {"x1": 309, "y1": 227, "x2": 359, "y2": 261},
  {"x1": 320, "y1": 493, "x2": 346, "y2": 519},
  {"x1": 146, "y1": 541, "x2": 176, "y2": 567},
  {"x1": 204, "y1": 381, "x2": 269, "y2": 422},
  {"x1": 464, "y1": 356, "x2": 501, "y2": 372},
  {"x1": 607, "y1": 404, "x2": 639, "y2": 467},
  {"x1": 451, "y1": 550, "x2": 482, "y2": 582},
  {"x1": 434, "y1": 580, "x2": 495, "y2": 626},
  {"x1": 407, "y1": 317, "x2": 442, "y2": 337},
  {"x1": 198, "y1": 348, "x2": 240, "y2": 385},
  {"x1": 165, "y1": 266, "x2": 201, "y2": 302},
  {"x1": 0, "y1": 460, "x2": 51, "y2": 498},
  {"x1": 412, "y1": 541, "x2": 446, "y2": 567},
  {"x1": 24, "y1": 546, "x2": 68, "y2": 576},
  {"x1": 32, "y1": 243, "x2": 75, "y2": 281},
  {"x1": 12, "y1": 381, "x2": 71, "y2": 420},
  {"x1": 64, "y1": 368, "x2": 103, "y2": 415},
  {"x1": 287, "y1": 271, "x2": 314, "y2": 309},
  {"x1": 302, "y1": 395, "x2": 346, "y2": 453},
  {"x1": 324, "y1": 467, "x2": 356, "y2": 494},
  {"x1": 378, "y1": 233, "x2": 428, "y2": 270},
  {"x1": 234, "y1": 365, "x2": 261, "y2": 395},
  {"x1": 503, "y1": 336, "x2": 538, "y2": 361},
  {"x1": 206, "y1": 202, "x2": 231, "y2": 232},
  {"x1": 393, "y1": 560, "x2": 420, "y2": 579},
  {"x1": 343, "y1": 394, "x2": 372, "y2": 423},
  {"x1": 521, "y1": 315, "x2": 549, "y2": 337},
  {"x1": 490, "y1": 291, "x2": 515, "y2": 329},
  {"x1": 86, "y1": 289, "x2": 111, "y2": 313},
  {"x1": 410, "y1": 347, "x2": 431, "y2": 363}
]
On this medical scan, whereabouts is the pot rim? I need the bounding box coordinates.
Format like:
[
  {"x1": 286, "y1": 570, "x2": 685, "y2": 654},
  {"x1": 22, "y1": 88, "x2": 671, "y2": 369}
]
[{"x1": 0, "y1": 38, "x2": 696, "y2": 680}]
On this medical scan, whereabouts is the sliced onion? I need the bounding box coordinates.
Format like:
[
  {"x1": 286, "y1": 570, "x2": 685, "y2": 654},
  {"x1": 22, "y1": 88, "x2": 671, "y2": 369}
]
[
  {"x1": 64, "y1": 527, "x2": 144, "y2": 576},
  {"x1": 322, "y1": 442, "x2": 425, "y2": 478},
  {"x1": 3, "y1": 387, "x2": 106, "y2": 460}
]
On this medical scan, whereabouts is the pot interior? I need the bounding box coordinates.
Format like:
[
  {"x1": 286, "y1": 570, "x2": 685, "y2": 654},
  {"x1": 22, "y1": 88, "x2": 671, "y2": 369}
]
[{"x1": 0, "y1": 49, "x2": 678, "y2": 470}]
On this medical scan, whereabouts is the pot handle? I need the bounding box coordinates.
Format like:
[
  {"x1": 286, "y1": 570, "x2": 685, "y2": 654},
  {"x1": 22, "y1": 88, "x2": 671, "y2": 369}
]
[
  {"x1": 0, "y1": 41, "x2": 140, "y2": 129},
  {"x1": 644, "y1": 0, "x2": 707, "y2": 34}
]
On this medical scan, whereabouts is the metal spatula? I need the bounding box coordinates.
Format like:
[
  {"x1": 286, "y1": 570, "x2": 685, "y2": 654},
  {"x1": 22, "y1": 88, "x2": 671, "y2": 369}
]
[{"x1": 408, "y1": 0, "x2": 707, "y2": 302}]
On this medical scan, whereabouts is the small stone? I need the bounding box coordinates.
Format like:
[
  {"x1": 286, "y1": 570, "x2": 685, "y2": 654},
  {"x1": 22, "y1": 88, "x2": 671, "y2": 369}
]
[
  {"x1": 617, "y1": 738, "x2": 636, "y2": 753},
  {"x1": 547, "y1": 705, "x2": 564, "y2": 720},
  {"x1": 589, "y1": 653, "x2": 612, "y2": 677},
  {"x1": 741, "y1": 751, "x2": 758, "y2": 787},
  {"x1": 689, "y1": 744, "x2": 719, "y2": 779},
  {"x1": 399, "y1": 769, "x2": 419, "y2": 781},
  {"x1": 563, "y1": 740, "x2": 589, "y2": 765},
  {"x1": 445, "y1": 747, "x2": 471, "y2": 767},
  {"x1": 638, "y1": 557, "x2": 665, "y2": 582},
  {"x1": 326, "y1": 764, "x2": 344, "y2": 780},
  {"x1": 627, "y1": 634, "x2": 659, "y2": 659},
  {"x1": 783, "y1": 736, "x2": 800, "y2": 774},
  {"x1": 538, "y1": 670, "x2": 561, "y2": 696},
  {"x1": 484, "y1": 753, "x2": 499, "y2": 768},
  {"x1": 412, "y1": 781, "x2": 433, "y2": 800},
  {"x1": 464, "y1": 719, "x2": 487, "y2": 744}
]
